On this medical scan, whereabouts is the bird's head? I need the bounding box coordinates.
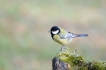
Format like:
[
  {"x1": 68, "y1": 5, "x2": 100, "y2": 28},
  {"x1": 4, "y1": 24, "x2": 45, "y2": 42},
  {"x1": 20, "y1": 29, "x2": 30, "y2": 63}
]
[{"x1": 49, "y1": 26, "x2": 60, "y2": 35}]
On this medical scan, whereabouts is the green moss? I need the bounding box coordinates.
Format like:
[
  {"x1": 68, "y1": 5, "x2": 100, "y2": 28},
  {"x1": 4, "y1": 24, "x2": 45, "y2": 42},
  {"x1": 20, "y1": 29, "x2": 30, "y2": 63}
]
[
  {"x1": 56, "y1": 47, "x2": 106, "y2": 70},
  {"x1": 87, "y1": 61, "x2": 106, "y2": 70},
  {"x1": 56, "y1": 47, "x2": 85, "y2": 66}
]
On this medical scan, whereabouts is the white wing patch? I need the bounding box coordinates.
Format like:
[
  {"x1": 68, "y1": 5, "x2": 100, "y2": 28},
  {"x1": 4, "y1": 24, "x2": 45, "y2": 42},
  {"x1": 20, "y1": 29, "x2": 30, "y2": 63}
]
[
  {"x1": 52, "y1": 30, "x2": 59, "y2": 34},
  {"x1": 64, "y1": 33, "x2": 67, "y2": 38}
]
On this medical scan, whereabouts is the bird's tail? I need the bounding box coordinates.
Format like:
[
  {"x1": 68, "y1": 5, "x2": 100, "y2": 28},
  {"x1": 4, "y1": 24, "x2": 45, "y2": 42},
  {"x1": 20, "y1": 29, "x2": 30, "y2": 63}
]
[{"x1": 76, "y1": 34, "x2": 88, "y2": 37}]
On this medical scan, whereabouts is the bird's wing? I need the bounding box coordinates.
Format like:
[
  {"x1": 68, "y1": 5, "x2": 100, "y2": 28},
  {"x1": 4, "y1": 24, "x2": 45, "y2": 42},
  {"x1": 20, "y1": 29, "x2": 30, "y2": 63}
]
[{"x1": 60, "y1": 32, "x2": 76, "y2": 39}]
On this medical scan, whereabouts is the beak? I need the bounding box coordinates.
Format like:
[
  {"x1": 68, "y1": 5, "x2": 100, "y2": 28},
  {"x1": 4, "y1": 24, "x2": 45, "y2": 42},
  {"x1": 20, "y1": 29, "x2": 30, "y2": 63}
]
[{"x1": 48, "y1": 31, "x2": 51, "y2": 33}]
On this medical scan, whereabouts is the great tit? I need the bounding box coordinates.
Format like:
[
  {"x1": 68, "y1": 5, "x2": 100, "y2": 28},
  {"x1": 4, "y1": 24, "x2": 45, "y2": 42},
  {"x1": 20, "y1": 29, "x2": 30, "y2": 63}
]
[{"x1": 49, "y1": 26, "x2": 88, "y2": 46}]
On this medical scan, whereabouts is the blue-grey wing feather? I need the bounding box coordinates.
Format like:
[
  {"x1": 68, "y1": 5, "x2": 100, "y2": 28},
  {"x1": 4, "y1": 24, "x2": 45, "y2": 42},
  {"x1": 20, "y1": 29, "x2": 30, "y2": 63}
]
[
  {"x1": 60, "y1": 32, "x2": 88, "y2": 39},
  {"x1": 60, "y1": 32, "x2": 76, "y2": 39}
]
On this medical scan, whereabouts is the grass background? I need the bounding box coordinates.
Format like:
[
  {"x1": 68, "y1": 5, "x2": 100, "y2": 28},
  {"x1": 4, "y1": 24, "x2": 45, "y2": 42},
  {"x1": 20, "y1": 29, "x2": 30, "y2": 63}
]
[{"x1": 0, "y1": 0, "x2": 106, "y2": 70}]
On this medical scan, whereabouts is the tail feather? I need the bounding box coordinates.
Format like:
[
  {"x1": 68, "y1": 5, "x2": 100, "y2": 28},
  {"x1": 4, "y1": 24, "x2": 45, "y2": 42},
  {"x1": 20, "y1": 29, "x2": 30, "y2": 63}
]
[{"x1": 76, "y1": 34, "x2": 88, "y2": 37}]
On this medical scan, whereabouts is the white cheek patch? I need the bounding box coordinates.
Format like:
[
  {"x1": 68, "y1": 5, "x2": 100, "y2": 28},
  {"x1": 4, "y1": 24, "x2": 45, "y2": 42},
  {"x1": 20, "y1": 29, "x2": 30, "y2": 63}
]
[{"x1": 52, "y1": 30, "x2": 59, "y2": 34}]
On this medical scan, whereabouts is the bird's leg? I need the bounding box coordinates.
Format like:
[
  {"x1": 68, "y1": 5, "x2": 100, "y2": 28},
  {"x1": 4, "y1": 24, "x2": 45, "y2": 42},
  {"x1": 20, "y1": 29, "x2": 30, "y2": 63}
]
[{"x1": 60, "y1": 46, "x2": 66, "y2": 51}]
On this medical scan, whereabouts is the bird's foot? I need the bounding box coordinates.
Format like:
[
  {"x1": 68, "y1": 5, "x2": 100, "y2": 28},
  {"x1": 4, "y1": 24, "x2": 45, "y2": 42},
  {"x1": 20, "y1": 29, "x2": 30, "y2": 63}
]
[{"x1": 60, "y1": 46, "x2": 66, "y2": 51}]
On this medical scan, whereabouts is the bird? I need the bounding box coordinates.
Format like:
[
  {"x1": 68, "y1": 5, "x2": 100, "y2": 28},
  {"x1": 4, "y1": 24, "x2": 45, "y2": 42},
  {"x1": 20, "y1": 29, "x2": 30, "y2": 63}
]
[{"x1": 49, "y1": 26, "x2": 88, "y2": 47}]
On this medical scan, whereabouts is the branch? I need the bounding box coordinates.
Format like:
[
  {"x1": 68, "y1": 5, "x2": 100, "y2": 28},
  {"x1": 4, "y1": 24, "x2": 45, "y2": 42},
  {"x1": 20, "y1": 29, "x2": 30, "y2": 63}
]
[{"x1": 52, "y1": 47, "x2": 106, "y2": 70}]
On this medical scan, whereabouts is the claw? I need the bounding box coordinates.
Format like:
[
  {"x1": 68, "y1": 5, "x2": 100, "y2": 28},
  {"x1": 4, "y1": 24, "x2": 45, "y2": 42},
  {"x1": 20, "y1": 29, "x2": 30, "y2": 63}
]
[{"x1": 60, "y1": 46, "x2": 66, "y2": 51}]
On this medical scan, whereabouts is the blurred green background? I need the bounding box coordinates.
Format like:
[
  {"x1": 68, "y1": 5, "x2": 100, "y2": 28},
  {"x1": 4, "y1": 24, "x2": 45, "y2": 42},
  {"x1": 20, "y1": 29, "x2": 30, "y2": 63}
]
[{"x1": 0, "y1": 0, "x2": 106, "y2": 70}]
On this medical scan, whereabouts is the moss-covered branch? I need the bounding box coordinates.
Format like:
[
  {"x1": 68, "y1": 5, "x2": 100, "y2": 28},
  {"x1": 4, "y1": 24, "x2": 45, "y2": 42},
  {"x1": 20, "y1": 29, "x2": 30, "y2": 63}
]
[{"x1": 52, "y1": 47, "x2": 106, "y2": 70}]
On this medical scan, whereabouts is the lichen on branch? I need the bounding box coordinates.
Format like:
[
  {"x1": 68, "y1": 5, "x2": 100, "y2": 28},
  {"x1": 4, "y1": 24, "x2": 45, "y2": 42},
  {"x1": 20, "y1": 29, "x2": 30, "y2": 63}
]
[{"x1": 52, "y1": 47, "x2": 106, "y2": 70}]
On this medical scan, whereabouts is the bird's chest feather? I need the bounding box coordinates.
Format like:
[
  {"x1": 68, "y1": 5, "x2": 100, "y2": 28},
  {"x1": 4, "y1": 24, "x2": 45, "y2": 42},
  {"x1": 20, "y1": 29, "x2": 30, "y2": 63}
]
[{"x1": 53, "y1": 35, "x2": 69, "y2": 45}]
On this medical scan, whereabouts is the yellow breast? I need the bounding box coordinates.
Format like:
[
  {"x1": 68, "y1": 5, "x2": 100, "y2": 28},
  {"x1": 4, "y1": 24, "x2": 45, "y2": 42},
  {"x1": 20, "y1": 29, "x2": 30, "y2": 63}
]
[{"x1": 53, "y1": 35, "x2": 69, "y2": 46}]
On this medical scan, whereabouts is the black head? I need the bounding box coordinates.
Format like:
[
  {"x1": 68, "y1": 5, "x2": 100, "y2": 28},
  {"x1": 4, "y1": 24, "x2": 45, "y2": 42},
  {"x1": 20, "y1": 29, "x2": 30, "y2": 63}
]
[{"x1": 50, "y1": 26, "x2": 60, "y2": 35}]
